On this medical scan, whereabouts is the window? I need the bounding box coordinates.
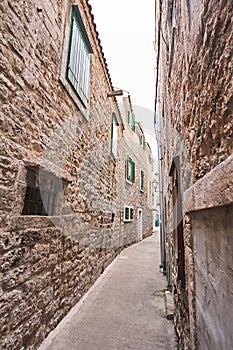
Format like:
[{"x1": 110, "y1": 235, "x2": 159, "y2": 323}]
[
  {"x1": 22, "y1": 167, "x2": 62, "y2": 216},
  {"x1": 66, "y1": 6, "x2": 93, "y2": 107},
  {"x1": 140, "y1": 134, "x2": 146, "y2": 150},
  {"x1": 111, "y1": 112, "x2": 118, "y2": 158},
  {"x1": 126, "y1": 156, "x2": 135, "y2": 183},
  {"x1": 127, "y1": 111, "x2": 135, "y2": 131},
  {"x1": 140, "y1": 170, "x2": 145, "y2": 192},
  {"x1": 124, "y1": 206, "x2": 133, "y2": 222}
]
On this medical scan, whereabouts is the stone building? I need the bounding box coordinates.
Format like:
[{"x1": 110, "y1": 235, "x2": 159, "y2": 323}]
[
  {"x1": 0, "y1": 0, "x2": 153, "y2": 349},
  {"x1": 117, "y1": 95, "x2": 154, "y2": 243},
  {"x1": 154, "y1": 0, "x2": 233, "y2": 349}
]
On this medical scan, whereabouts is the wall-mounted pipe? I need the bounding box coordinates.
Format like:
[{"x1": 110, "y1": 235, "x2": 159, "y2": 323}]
[{"x1": 154, "y1": 0, "x2": 166, "y2": 274}]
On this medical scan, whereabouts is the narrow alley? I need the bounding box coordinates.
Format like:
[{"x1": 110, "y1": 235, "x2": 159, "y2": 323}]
[
  {"x1": 38, "y1": 232, "x2": 176, "y2": 350},
  {"x1": 0, "y1": 0, "x2": 232, "y2": 349}
]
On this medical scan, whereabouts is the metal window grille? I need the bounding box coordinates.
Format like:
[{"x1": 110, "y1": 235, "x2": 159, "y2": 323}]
[{"x1": 22, "y1": 167, "x2": 61, "y2": 216}]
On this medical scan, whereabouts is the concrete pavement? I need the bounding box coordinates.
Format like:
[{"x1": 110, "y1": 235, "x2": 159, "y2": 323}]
[{"x1": 38, "y1": 232, "x2": 177, "y2": 350}]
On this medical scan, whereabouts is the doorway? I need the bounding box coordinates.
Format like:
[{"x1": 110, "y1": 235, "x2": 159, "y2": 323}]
[{"x1": 138, "y1": 209, "x2": 142, "y2": 241}]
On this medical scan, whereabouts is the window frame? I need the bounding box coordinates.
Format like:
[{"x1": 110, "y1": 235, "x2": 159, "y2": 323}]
[
  {"x1": 140, "y1": 134, "x2": 146, "y2": 150},
  {"x1": 124, "y1": 206, "x2": 134, "y2": 222},
  {"x1": 126, "y1": 156, "x2": 135, "y2": 184},
  {"x1": 66, "y1": 6, "x2": 93, "y2": 108},
  {"x1": 127, "y1": 111, "x2": 135, "y2": 132},
  {"x1": 22, "y1": 167, "x2": 63, "y2": 217},
  {"x1": 140, "y1": 169, "x2": 145, "y2": 192}
]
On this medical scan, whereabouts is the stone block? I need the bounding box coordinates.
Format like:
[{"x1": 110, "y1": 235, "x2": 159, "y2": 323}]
[
  {"x1": 1, "y1": 266, "x2": 29, "y2": 291},
  {"x1": 0, "y1": 247, "x2": 27, "y2": 272},
  {"x1": 11, "y1": 302, "x2": 36, "y2": 330}
]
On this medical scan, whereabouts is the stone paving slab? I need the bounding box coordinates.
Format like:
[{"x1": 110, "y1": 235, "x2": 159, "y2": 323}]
[{"x1": 38, "y1": 232, "x2": 177, "y2": 350}]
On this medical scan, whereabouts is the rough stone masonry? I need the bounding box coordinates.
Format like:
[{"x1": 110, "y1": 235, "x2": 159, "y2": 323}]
[
  {"x1": 0, "y1": 0, "x2": 153, "y2": 349},
  {"x1": 155, "y1": 0, "x2": 232, "y2": 348}
]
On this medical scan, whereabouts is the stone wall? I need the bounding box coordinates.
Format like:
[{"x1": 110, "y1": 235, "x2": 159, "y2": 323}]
[
  {"x1": 0, "y1": 219, "x2": 119, "y2": 349},
  {"x1": 157, "y1": 0, "x2": 232, "y2": 181},
  {"x1": 191, "y1": 204, "x2": 233, "y2": 350},
  {"x1": 155, "y1": 0, "x2": 232, "y2": 348},
  {"x1": 0, "y1": 0, "x2": 153, "y2": 349}
]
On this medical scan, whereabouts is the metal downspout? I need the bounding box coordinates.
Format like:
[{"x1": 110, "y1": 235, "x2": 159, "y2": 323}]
[{"x1": 154, "y1": 0, "x2": 166, "y2": 274}]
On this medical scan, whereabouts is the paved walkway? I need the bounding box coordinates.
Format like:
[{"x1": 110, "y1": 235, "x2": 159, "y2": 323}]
[{"x1": 39, "y1": 232, "x2": 176, "y2": 350}]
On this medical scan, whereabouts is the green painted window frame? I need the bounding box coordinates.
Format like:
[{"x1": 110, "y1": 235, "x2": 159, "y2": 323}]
[
  {"x1": 127, "y1": 111, "x2": 135, "y2": 132},
  {"x1": 140, "y1": 169, "x2": 145, "y2": 192},
  {"x1": 126, "y1": 156, "x2": 135, "y2": 183},
  {"x1": 66, "y1": 6, "x2": 93, "y2": 107},
  {"x1": 140, "y1": 134, "x2": 146, "y2": 150}
]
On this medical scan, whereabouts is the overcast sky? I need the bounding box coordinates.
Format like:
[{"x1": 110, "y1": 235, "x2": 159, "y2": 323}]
[{"x1": 88, "y1": 0, "x2": 157, "y2": 154}]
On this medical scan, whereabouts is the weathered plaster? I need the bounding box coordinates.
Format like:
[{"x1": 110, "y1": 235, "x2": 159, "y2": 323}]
[{"x1": 191, "y1": 205, "x2": 233, "y2": 350}]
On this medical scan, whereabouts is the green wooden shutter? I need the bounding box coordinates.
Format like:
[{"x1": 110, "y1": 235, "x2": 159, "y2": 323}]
[
  {"x1": 126, "y1": 156, "x2": 129, "y2": 180},
  {"x1": 140, "y1": 135, "x2": 146, "y2": 149},
  {"x1": 132, "y1": 112, "x2": 135, "y2": 132},
  {"x1": 130, "y1": 208, "x2": 133, "y2": 220},
  {"x1": 141, "y1": 171, "x2": 144, "y2": 190},
  {"x1": 127, "y1": 111, "x2": 131, "y2": 125},
  {"x1": 140, "y1": 135, "x2": 143, "y2": 146}
]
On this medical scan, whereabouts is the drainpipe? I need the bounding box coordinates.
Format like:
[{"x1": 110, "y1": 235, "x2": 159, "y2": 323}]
[{"x1": 154, "y1": 0, "x2": 166, "y2": 274}]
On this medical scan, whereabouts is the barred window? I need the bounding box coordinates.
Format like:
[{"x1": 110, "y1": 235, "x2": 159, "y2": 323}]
[
  {"x1": 66, "y1": 6, "x2": 93, "y2": 107},
  {"x1": 22, "y1": 167, "x2": 62, "y2": 216}
]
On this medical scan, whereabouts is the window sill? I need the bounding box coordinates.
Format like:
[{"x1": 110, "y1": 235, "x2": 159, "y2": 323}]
[
  {"x1": 126, "y1": 179, "x2": 133, "y2": 185},
  {"x1": 58, "y1": 6, "x2": 91, "y2": 123},
  {"x1": 59, "y1": 76, "x2": 90, "y2": 122},
  {"x1": 11, "y1": 215, "x2": 60, "y2": 231},
  {"x1": 125, "y1": 124, "x2": 135, "y2": 134},
  {"x1": 11, "y1": 214, "x2": 80, "y2": 231}
]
